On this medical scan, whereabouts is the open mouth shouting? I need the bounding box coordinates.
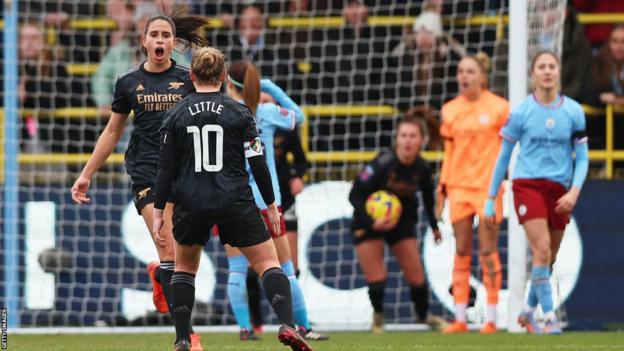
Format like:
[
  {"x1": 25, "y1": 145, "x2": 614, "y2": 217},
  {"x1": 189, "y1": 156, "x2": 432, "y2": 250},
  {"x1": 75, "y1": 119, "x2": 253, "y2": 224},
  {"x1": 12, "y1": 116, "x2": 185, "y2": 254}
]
[{"x1": 154, "y1": 47, "x2": 165, "y2": 59}]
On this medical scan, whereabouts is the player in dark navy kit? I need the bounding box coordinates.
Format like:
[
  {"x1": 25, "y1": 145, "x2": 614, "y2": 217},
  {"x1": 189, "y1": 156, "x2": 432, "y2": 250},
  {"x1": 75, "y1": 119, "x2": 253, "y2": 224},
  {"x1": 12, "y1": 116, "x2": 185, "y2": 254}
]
[
  {"x1": 275, "y1": 129, "x2": 308, "y2": 271},
  {"x1": 349, "y1": 116, "x2": 447, "y2": 333},
  {"x1": 152, "y1": 47, "x2": 313, "y2": 351},
  {"x1": 71, "y1": 12, "x2": 209, "y2": 351},
  {"x1": 247, "y1": 128, "x2": 310, "y2": 335}
]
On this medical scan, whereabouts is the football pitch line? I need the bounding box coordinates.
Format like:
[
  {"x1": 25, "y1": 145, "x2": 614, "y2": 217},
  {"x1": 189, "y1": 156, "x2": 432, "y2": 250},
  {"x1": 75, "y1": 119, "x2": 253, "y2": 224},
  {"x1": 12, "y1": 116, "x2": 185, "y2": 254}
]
[{"x1": 11, "y1": 331, "x2": 624, "y2": 351}]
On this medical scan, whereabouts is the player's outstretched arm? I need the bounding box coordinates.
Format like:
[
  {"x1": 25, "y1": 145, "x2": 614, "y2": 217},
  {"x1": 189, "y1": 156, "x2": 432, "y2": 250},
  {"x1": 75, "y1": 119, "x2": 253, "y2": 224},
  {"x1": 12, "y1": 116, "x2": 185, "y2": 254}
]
[{"x1": 71, "y1": 112, "x2": 128, "y2": 204}]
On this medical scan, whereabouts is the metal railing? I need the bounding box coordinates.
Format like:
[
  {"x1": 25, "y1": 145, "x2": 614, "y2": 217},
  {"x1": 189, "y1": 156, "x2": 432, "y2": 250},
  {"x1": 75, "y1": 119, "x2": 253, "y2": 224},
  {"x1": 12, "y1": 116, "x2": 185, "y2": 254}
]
[
  {"x1": 3, "y1": 10, "x2": 624, "y2": 178},
  {"x1": 1, "y1": 103, "x2": 622, "y2": 178},
  {"x1": 32, "y1": 11, "x2": 624, "y2": 76}
]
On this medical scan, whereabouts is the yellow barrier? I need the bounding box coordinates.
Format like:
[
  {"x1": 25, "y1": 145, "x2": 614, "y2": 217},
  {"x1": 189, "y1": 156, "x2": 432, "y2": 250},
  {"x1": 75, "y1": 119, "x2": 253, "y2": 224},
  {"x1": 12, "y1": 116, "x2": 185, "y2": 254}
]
[
  {"x1": 606, "y1": 104, "x2": 614, "y2": 178},
  {"x1": 58, "y1": 11, "x2": 624, "y2": 76},
  {"x1": 66, "y1": 64, "x2": 99, "y2": 76},
  {"x1": 0, "y1": 11, "x2": 623, "y2": 32},
  {"x1": 577, "y1": 13, "x2": 624, "y2": 24},
  {"x1": 306, "y1": 150, "x2": 443, "y2": 163},
  {"x1": 17, "y1": 153, "x2": 124, "y2": 164},
  {"x1": 1, "y1": 104, "x2": 623, "y2": 179},
  {"x1": 298, "y1": 105, "x2": 397, "y2": 154}
]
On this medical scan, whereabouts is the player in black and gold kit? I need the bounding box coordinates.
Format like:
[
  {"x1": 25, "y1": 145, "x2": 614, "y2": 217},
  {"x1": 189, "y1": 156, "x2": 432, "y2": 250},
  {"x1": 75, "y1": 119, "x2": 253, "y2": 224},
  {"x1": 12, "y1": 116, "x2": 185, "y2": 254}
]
[
  {"x1": 71, "y1": 13, "x2": 209, "y2": 351},
  {"x1": 152, "y1": 47, "x2": 313, "y2": 351},
  {"x1": 348, "y1": 116, "x2": 447, "y2": 333}
]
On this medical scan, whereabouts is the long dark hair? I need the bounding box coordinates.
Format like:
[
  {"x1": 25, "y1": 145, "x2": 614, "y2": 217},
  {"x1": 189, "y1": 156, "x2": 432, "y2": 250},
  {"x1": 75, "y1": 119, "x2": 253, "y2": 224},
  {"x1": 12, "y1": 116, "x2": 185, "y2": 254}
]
[
  {"x1": 228, "y1": 60, "x2": 261, "y2": 116},
  {"x1": 142, "y1": 9, "x2": 210, "y2": 55}
]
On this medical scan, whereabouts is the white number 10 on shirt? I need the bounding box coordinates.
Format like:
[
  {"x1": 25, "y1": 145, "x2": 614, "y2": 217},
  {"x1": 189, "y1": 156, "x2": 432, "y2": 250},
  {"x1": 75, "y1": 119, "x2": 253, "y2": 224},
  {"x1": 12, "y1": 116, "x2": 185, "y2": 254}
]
[{"x1": 187, "y1": 125, "x2": 224, "y2": 172}]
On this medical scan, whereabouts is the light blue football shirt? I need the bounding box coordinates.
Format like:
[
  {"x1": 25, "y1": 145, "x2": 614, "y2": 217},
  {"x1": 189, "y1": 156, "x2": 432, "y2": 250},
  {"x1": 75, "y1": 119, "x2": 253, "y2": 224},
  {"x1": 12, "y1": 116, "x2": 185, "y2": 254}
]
[
  {"x1": 247, "y1": 102, "x2": 304, "y2": 209},
  {"x1": 501, "y1": 94, "x2": 587, "y2": 188}
]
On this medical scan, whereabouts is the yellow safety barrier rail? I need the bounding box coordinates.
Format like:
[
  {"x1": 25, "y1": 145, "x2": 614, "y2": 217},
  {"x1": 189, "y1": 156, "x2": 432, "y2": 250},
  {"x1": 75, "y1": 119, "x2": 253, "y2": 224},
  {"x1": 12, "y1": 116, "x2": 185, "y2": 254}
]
[
  {"x1": 2, "y1": 103, "x2": 623, "y2": 179},
  {"x1": 1, "y1": 11, "x2": 621, "y2": 32},
  {"x1": 583, "y1": 103, "x2": 624, "y2": 179},
  {"x1": 60, "y1": 12, "x2": 624, "y2": 75},
  {"x1": 2, "y1": 13, "x2": 624, "y2": 179}
]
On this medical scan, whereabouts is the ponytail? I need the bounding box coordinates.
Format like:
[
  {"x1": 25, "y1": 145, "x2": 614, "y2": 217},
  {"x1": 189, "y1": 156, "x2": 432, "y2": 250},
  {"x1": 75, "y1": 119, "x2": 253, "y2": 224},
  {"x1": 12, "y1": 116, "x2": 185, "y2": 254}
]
[
  {"x1": 229, "y1": 60, "x2": 261, "y2": 116},
  {"x1": 242, "y1": 64, "x2": 261, "y2": 116},
  {"x1": 171, "y1": 14, "x2": 210, "y2": 49},
  {"x1": 143, "y1": 8, "x2": 210, "y2": 51}
]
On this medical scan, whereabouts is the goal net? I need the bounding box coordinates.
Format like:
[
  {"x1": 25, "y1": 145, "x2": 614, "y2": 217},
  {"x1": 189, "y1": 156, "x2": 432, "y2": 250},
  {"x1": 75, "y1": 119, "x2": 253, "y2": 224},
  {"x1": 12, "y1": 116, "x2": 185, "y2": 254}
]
[{"x1": 1, "y1": 0, "x2": 568, "y2": 331}]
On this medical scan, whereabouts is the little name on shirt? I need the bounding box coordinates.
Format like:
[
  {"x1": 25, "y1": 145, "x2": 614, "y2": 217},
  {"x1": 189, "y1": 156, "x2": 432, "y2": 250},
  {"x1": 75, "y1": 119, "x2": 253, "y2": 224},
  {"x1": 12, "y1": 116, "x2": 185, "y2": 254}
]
[{"x1": 188, "y1": 101, "x2": 224, "y2": 116}]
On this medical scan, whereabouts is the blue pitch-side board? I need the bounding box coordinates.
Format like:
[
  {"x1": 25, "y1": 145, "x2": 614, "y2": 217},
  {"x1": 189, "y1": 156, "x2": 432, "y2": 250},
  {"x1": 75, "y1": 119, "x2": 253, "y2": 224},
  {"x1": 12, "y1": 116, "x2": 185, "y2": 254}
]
[{"x1": 0, "y1": 180, "x2": 622, "y2": 327}]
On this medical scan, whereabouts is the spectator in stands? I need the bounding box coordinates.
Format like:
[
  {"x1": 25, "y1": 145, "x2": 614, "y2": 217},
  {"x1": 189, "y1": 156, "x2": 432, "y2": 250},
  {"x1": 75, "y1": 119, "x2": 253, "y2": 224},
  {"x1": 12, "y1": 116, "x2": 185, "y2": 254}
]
[
  {"x1": 573, "y1": 0, "x2": 624, "y2": 48},
  {"x1": 287, "y1": 0, "x2": 311, "y2": 14},
  {"x1": 591, "y1": 25, "x2": 624, "y2": 106},
  {"x1": 590, "y1": 24, "x2": 624, "y2": 151},
  {"x1": 106, "y1": 0, "x2": 136, "y2": 46},
  {"x1": 19, "y1": 21, "x2": 89, "y2": 153},
  {"x1": 152, "y1": 0, "x2": 175, "y2": 12},
  {"x1": 438, "y1": 53, "x2": 508, "y2": 334},
  {"x1": 20, "y1": 1, "x2": 104, "y2": 64},
  {"x1": 191, "y1": 2, "x2": 235, "y2": 28},
  {"x1": 342, "y1": 0, "x2": 369, "y2": 34},
  {"x1": 215, "y1": 4, "x2": 295, "y2": 98},
  {"x1": 18, "y1": 1, "x2": 95, "y2": 26},
  {"x1": 229, "y1": 5, "x2": 267, "y2": 61},
  {"x1": 561, "y1": 4, "x2": 593, "y2": 103},
  {"x1": 259, "y1": 0, "x2": 344, "y2": 15},
  {"x1": 306, "y1": 0, "x2": 398, "y2": 104},
  {"x1": 387, "y1": 6, "x2": 464, "y2": 111}
]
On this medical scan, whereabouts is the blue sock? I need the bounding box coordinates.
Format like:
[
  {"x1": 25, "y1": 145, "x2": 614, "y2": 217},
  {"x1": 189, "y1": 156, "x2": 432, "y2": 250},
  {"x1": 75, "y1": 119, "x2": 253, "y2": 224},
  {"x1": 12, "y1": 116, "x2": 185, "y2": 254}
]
[
  {"x1": 531, "y1": 266, "x2": 553, "y2": 313},
  {"x1": 282, "y1": 260, "x2": 310, "y2": 330},
  {"x1": 527, "y1": 282, "x2": 538, "y2": 309},
  {"x1": 227, "y1": 255, "x2": 252, "y2": 330}
]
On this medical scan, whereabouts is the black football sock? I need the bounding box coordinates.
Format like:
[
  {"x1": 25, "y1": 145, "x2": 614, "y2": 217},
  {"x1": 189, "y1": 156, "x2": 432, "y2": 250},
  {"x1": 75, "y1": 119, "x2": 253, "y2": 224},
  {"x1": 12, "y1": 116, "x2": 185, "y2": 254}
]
[
  {"x1": 246, "y1": 267, "x2": 263, "y2": 327},
  {"x1": 410, "y1": 283, "x2": 430, "y2": 321},
  {"x1": 261, "y1": 267, "x2": 294, "y2": 327},
  {"x1": 154, "y1": 265, "x2": 162, "y2": 284},
  {"x1": 160, "y1": 261, "x2": 175, "y2": 309},
  {"x1": 368, "y1": 281, "x2": 386, "y2": 313},
  {"x1": 171, "y1": 271, "x2": 195, "y2": 344}
]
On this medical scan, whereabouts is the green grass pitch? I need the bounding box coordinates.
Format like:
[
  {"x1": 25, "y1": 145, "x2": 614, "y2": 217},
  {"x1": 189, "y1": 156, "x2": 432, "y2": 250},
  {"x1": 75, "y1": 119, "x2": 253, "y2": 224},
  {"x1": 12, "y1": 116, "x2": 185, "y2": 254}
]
[{"x1": 10, "y1": 331, "x2": 624, "y2": 351}]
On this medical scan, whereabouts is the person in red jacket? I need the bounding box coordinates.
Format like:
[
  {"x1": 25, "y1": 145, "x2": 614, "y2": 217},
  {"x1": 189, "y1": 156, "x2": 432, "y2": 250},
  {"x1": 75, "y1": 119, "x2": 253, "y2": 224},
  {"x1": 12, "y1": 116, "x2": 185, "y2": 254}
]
[{"x1": 573, "y1": 0, "x2": 624, "y2": 48}]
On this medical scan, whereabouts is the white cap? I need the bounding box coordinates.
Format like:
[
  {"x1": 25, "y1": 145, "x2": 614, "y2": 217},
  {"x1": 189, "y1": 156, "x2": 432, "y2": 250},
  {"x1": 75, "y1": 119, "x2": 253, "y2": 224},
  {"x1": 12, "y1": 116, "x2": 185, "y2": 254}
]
[{"x1": 413, "y1": 11, "x2": 443, "y2": 37}]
